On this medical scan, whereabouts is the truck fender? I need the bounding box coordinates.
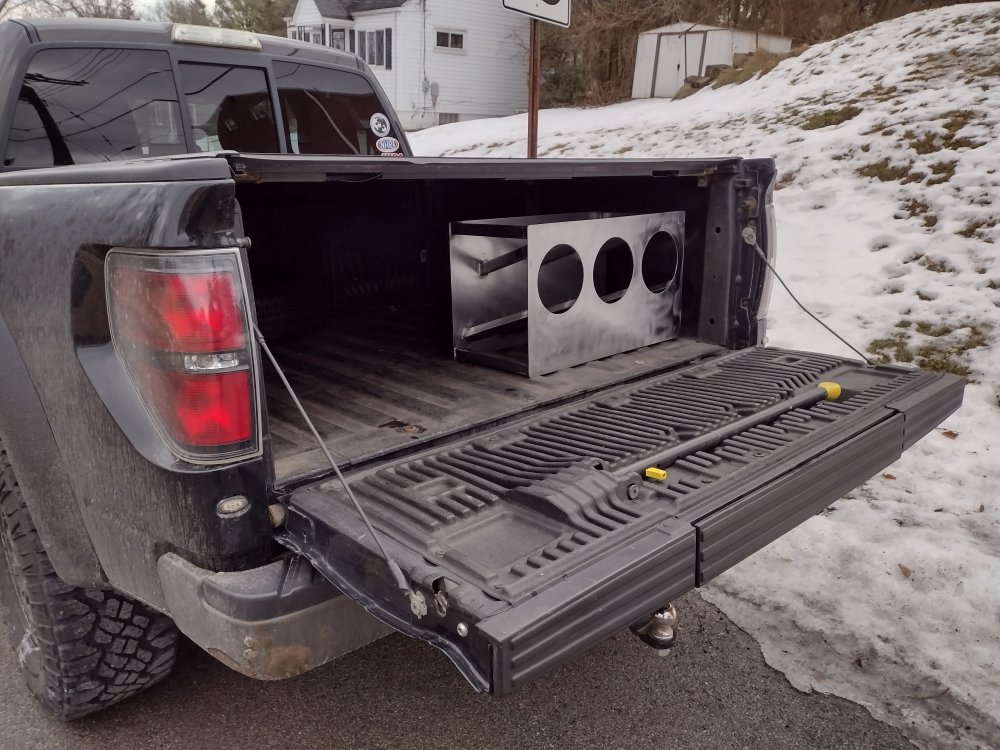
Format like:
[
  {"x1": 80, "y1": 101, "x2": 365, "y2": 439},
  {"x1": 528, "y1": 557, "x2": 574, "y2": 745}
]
[{"x1": 0, "y1": 314, "x2": 104, "y2": 588}]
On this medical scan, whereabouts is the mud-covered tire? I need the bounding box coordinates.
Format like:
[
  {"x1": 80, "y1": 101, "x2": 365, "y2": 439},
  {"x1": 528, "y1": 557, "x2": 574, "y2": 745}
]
[{"x1": 0, "y1": 445, "x2": 179, "y2": 720}]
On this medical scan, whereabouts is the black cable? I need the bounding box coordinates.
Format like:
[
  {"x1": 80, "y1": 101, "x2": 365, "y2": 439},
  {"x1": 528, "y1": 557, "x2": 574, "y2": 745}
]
[
  {"x1": 251, "y1": 324, "x2": 418, "y2": 608},
  {"x1": 744, "y1": 228, "x2": 873, "y2": 366}
]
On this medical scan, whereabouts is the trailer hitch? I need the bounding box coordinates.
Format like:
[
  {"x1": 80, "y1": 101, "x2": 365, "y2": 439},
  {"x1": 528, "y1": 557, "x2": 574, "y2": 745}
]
[{"x1": 631, "y1": 604, "x2": 678, "y2": 657}]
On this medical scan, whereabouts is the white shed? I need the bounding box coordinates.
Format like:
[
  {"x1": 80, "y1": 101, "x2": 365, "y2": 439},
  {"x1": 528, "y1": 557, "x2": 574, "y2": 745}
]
[{"x1": 632, "y1": 22, "x2": 792, "y2": 99}]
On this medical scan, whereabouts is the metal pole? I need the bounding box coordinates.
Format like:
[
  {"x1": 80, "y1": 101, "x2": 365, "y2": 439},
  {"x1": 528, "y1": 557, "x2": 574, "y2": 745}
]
[{"x1": 528, "y1": 18, "x2": 540, "y2": 159}]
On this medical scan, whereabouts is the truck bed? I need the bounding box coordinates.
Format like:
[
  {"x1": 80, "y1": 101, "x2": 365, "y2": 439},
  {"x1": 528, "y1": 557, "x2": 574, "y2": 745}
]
[{"x1": 265, "y1": 307, "x2": 721, "y2": 483}]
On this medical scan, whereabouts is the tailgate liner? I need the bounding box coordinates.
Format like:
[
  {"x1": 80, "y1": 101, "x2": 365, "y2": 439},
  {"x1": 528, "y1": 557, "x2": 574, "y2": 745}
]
[{"x1": 275, "y1": 347, "x2": 963, "y2": 694}]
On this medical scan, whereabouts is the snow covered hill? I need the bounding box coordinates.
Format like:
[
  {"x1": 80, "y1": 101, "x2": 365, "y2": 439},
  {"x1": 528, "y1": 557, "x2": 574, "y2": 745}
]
[{"x1": 411, "y1": 4, "x2": 1000, "y2": 748}]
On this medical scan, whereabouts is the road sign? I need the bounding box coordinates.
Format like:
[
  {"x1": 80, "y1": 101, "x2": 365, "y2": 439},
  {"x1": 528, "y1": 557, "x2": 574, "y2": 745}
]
[{"x1": 503, "y1": 0, "x2": 571, "y2": 28}]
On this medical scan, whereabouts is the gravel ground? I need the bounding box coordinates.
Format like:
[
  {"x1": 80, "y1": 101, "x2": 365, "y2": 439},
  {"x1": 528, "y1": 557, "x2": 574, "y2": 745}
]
[{"x1": 0, "y1": 592, "x2": 913, "y2": 750}]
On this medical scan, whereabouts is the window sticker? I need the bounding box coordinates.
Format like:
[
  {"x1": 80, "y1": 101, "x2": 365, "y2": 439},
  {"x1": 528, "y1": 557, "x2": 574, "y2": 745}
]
[
  {"x1": 370, "y1": 112, "x2": 391, "y2": 137},
  {"x1": 376, "y1": 136, "x2": 400, "y2": 154}
]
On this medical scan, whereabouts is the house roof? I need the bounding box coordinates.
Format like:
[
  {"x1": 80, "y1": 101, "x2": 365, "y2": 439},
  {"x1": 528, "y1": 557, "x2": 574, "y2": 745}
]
[
  {"x1": 348, "y1": 0, "x2": 408, "y2": 13},
  {"x1": 312, "y1": 0, "x2": 407, "y2": 20},
  {"x1": 313, "y1": 0, "x2": 351, "y2": 19}
]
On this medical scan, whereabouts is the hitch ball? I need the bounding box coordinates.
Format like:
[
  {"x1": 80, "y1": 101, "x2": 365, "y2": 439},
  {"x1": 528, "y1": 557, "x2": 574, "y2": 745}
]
[{"x1": 631, "y1": 604, "x2": 678, "y2": 656}]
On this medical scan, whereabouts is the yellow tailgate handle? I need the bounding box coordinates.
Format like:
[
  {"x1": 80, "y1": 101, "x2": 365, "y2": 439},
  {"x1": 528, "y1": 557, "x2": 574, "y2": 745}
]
[{"x1": 818, "y1": 382, "x2": 842, "y2": 401}]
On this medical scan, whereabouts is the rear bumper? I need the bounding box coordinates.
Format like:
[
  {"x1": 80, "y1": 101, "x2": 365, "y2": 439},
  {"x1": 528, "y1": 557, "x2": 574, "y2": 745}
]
[
  {"x1": 271, "y1": 351, "x2": 962, "y2": 693},
  {"x1": 157, "y1": 553, "x2": 393, "y2": 679}
]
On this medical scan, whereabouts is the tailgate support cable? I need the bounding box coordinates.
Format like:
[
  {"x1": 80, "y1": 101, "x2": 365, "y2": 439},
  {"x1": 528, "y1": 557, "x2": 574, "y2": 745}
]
[
  {"x1": 742, "y1": 227, "x2": 873, "y2": 366},
  {"x1": 252, "y1": 324, "x2": 426, "y2": 617}
]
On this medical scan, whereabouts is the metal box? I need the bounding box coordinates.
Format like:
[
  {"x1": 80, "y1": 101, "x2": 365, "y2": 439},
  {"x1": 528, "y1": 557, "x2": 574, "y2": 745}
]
[{"x1": 450, "y1": 211, "x2": 684, "y2": 377}]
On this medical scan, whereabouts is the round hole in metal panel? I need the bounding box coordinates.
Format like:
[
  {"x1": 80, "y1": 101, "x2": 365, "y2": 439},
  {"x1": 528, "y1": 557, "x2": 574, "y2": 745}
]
[
  {"x1": 642, "y1": 231, "x2": 680, "y2": 294},
  {"x1": 593, "y1": 237, "x2": 633, "y2": 304},
  {"x1": 538, "y1": 244, "x2": 584, "y2": 314}
]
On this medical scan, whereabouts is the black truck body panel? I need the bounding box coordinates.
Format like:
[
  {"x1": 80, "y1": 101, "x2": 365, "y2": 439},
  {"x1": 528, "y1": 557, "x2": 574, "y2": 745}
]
[{"x1": 0, "y1": 159, "x2": 273, "y2": 600}]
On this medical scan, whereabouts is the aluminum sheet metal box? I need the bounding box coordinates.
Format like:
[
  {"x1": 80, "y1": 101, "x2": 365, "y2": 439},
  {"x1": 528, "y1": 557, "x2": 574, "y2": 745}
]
[{"x1": 451, "y1": 211, "x2": 684, "y2": 377}]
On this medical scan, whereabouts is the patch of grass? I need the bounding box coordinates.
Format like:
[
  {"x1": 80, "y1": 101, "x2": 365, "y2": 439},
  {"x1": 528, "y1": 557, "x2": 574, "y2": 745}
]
[
  {"x1": 713, "y1": 46, "x2": 808, "y2": 88},
  {"x1": 775, "y1": 170, "x2": 798, "y2": 190},
  {"x1": 987, "y1": 279, "x2": 1000, "y2": 290},
  {"x1": 909, "y1": 131, "x2": 942, "y2": 155},
  {"x1": 868, "y1": 331, "x2": 915, "y2": 364},
  {"x1": 901, "y1": 198, "x2": 930, "y2": 218},
  {"x1": 957, "y1": 218, "x2": 999, "y2": 240},
  {"x1": 673, "y1": 83, "x2": 698, "y2": 100},
  {"x1": 801, "y1": 105, "x2": 863, "y2": 130},
  {"x1": 923, "y1": 256, "x2": 954, "y2": 273},
  {"x1": 927, "y1": 160, "x2": 958, "y2": 186},
  {"x1": 856, "y1": 158, "x2": 914, "y2": 182},
  {"x1": 905, "y1": 111, "x2": 985, "y2": 157},
  {"x1": 868, "y1": 320, "x2": 991, "y2": 380},
  {"x1": 916, "y1": 290, "x2": 936, "y2": 301},
  {"x1": 942, "y1": 110, "x2": 975, "y2": 133},
  {"x1": 899, "y1": 199, "x2": 939, "y2": 228},
  {"x1": 915, "y1": 321, "x2": 952, "y2": 337},
  {"x1": 862, "y1": 121, "x2": 888, "y2": 136},
  {"x1": 970, "y1": 63, "x2": 1000, "y2": 79},
  {"x1": 863, "y1": 84, "x2": 899, "y2": 102}
]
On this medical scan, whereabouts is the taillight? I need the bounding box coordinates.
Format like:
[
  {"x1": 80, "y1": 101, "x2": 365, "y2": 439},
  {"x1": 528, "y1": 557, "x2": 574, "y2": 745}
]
[{"x1": 107, "y1": 251, "x2": 259, "y2": 462}]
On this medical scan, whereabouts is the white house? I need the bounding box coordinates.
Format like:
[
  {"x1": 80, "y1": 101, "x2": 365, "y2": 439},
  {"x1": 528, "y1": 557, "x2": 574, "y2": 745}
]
[
  {"x1": 286, "y1": 0, "x2": 530, "y2": 130},
  {"x1": 632, "y1": 22, "x2": 792, "y2": 99}
]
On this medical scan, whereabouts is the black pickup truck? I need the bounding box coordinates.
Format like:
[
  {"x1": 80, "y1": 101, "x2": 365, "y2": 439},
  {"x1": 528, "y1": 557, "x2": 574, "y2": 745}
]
[{"x1": 0, "y1": 17, "x2": 963, "y2": 719}]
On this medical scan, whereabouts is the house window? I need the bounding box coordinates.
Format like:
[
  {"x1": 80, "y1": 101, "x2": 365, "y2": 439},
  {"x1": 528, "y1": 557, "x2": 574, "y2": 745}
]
[
  {"x1": 360, "y1": 28, "x2": 392, "y2": 70},
  {"x1": 436, "y1": 31, "x2": 464, "y2": 50},
  {"x1": 330, "y1": 29, "x2": 346, "y2": 50}
]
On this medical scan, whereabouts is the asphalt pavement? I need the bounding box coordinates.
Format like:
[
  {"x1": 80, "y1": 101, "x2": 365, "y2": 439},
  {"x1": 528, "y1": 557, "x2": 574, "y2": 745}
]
[{"x1": 0, "y1": 592, "x2": 912, "y2": 750}]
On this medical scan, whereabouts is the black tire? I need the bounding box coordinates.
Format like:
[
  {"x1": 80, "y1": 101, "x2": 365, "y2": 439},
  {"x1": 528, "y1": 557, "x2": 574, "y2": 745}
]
[{"x1": 0, "y1": 445, "x2": 179, "y2": 720}]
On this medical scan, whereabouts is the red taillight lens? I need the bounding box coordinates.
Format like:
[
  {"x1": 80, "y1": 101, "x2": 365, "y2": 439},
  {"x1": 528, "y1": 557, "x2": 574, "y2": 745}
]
[
  {"x1": 107, "y1": 252, "x2": 258, "y2": 462},
  {"x1": 112, "y1": 268, "x2": 246, "y2": 353},
  {"x1": 138, "y1": 368, "x2": 252, "y2": 446}
]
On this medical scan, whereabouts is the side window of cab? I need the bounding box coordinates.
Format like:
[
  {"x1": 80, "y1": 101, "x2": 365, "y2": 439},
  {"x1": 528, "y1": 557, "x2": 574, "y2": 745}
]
[{"x1": 3, "y1": 48, "x2": 185, "y2": 169}]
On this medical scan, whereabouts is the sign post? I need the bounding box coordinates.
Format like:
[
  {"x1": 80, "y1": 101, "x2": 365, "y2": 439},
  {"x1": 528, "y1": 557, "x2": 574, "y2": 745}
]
[
  {"x1": 503, "y1": 0, "x2": 571, "y2": 158},
  {"x1": 527, "y1": 19, "x2": 540, "y2": 158}
]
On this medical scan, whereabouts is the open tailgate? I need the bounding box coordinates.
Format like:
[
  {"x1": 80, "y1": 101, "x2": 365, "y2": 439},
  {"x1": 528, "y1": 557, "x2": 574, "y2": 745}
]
[{"x1": 274, "y1": 347, "x2": 963, "y2": 694}]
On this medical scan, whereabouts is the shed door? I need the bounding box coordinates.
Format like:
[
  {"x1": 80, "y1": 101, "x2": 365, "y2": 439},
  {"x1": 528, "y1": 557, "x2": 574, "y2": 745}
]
[
  {"x1": 653, "y1": 35, "x2": 685, "y2": 97},
  {"x1": 684, "y1": 31, "x2": 707, "y2": 79}
]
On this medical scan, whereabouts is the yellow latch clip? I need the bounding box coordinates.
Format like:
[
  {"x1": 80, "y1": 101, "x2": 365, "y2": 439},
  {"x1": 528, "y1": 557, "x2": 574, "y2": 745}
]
[{"x1": 644, "y1": 467, "x2": 668, "y2": 481}]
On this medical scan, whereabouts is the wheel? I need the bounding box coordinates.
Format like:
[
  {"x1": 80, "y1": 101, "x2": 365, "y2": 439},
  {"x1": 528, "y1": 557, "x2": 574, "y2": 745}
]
[{"x1": 0, "y1": 444, "x2": 179, "y2": 719}]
